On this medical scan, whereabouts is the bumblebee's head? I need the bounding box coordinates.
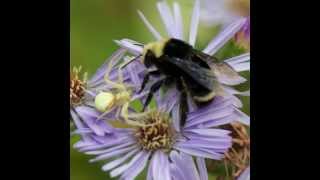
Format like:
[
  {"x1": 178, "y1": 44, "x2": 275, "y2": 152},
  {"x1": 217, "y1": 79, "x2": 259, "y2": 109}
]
[{"x1": 142, "y1": 38, "x2": 169, "y2": 60}]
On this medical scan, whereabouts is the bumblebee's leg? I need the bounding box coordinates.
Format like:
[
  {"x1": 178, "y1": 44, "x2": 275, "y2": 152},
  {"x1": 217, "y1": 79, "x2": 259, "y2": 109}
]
[
  {"x1": 139, "y1": 70, "x2": 161, "y2": 93},
  {"x1": 176, "y1": 78, "x2": 190, "y2": 140},
  {"x1": 139, "y1": 73, "x2": 150, "y2": 94},
  {"x1": 179, "y1": 89, "x2": 189, "y2": 127},
  {"x1": 142, "y1": 78, "x2": 165, "y2": 111},
  {"x1": 176, "y1": 78, "x2": 189, "y2": 128}
]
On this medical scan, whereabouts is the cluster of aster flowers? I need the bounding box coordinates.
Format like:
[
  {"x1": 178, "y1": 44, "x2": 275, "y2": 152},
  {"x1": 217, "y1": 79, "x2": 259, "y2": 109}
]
[{"x1": 71, "y1": 0, "x2": 250, "y2": 180}]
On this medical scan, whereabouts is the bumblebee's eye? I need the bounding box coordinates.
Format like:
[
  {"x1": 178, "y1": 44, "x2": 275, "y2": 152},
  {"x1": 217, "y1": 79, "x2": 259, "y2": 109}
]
[{"x1": 95, "y1": 92, "x2": 115, "y2": 112}]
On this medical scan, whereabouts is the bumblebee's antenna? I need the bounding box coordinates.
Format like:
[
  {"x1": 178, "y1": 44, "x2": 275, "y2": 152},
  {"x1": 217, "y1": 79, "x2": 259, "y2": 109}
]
[
  {"x1": 120, "y1": 55, "x2": 142, "y2": 69},
  {"x1": 133, "y1": 43, "x2": 144, "y2": 47}
]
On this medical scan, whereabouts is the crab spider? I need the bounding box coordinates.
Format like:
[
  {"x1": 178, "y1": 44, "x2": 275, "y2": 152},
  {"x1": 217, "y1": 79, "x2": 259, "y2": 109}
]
[{"x1": 94, "y1": 57, "x2": 149, "y2": 127}]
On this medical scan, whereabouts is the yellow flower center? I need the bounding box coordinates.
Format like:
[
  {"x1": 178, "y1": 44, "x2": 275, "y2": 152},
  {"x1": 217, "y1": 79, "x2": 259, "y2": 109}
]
[{"x1": 134, "y1": 111, "x2": 175, "y2": 151}]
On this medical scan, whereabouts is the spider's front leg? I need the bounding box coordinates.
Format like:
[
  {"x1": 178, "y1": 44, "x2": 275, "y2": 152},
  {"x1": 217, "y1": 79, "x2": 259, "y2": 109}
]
[
  {"x1": 104, "y1": 75, "x2": 125, "y2": 90},
  {"x1": 96, "y1": 106, "x2": 116, "y2": 120},
  {"x1": 120, "y1": 102, "x2": 146, "y2": 127}
]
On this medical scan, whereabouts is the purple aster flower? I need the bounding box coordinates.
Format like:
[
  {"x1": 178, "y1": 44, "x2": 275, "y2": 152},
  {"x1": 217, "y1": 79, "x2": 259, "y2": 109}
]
[
  {"x1": 114, "y1": 0, "x2": 250, "y2": 125},
  {"x1": 74, "y1": 89, "x2": 240, "y2": 180},
  {"x1": 70, "y1": 48, "x2": 147, "y2": 136}
]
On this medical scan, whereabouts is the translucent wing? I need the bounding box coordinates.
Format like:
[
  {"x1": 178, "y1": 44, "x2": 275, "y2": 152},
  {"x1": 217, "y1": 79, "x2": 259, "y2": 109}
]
[
  {"x1": 191, "y1": 49, "x2": 246, "y2": 85},
  {"x1": 162, "y1": 55, "x2": 216, "y2": 91}
]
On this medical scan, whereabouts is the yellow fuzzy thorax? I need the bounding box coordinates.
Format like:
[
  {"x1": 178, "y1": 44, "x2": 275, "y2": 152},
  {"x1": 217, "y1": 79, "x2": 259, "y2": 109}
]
[{"x1": 142, "y1": 38, "x2": 169, "y2": 59}]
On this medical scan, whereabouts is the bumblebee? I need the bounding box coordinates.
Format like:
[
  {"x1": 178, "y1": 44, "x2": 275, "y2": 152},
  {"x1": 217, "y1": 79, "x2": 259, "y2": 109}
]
[{"x1": 125, "y1": 38, "x2": 242, "y2": 126}]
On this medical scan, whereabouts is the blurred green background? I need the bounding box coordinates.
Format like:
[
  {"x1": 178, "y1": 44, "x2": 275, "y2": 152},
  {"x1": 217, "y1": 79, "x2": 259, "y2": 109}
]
[{"x1": 71, "y1": 0, "x2": 249, "y2": 179}]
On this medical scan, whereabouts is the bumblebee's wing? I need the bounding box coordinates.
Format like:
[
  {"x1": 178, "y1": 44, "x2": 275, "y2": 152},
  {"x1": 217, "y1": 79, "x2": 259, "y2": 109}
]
[
  {"x1": 210, "y1": 62, "x2": 247, "y2": 85},
  {"x1": 191, "y1": 49, "x2": 246, "y2": 85},
  {"x1": 162, "y1": 56, "x2": 216, "y2": 91}
]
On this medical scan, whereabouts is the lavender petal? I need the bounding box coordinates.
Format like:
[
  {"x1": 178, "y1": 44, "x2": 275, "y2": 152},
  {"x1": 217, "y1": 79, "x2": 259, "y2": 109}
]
[
  {"x1": 203, "y1": 18, "x2": 247, "y2": 55},
  {"x1": 138, "y1": 10, "x2": 162, "y2": 40},
  {"x1": 189, "y1": 0, "x2": 200, "y2": 46},
  {"x1": 102, "y1": 148, "x2": 139, "y2": 171},
  {"x1": 196, "y1": 157, "x2": 208, "y2": 180},
  {"x1": 88, "y1": 48, "x2": 126, "y2": 85}
]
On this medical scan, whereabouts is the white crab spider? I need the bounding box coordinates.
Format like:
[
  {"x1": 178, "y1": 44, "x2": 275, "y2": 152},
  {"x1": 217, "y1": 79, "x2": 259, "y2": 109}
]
[{"x1": 94, "y1": 56, "x2": 149, "y2": 127}]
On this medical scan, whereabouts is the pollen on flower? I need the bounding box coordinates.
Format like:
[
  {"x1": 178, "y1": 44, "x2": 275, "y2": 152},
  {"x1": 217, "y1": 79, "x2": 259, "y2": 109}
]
[
  {"x1": 70, "y1": 67, "x2": 87, "y2": 106},
  {"x1": 134, "y1": 111, "x2": 175, "y2": 151}
]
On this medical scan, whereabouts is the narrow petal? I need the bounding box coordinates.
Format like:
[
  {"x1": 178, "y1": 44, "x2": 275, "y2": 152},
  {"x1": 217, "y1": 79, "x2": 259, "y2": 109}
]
[
  {"x1": 186, "y1": 106, "x2": 235, "y2": 127},
  {"x1": 89, "y1": 145, "x2": 138, "y2": 163},
  {"x1": 152, "y1": 151, "x2": 170, "y2": 180},
  {"x1": 196, "y1": 158, "x2": 208, "y2": 180},
  {"x1": 110, "y1": 151, "x2": 148, "y2": 177},
  {"x1": 170, "y1": 163, "x2": 186, "y2": 180},
  {"x1": 121, "y1": 151, "x2": 151, "y2": 179},
  {"x1": 232, "y1": 62, "x2": 250, "y2": 72},
  {"x1": 170, "y1": 151, "x2": 200, "y2": 180},
  {"x1": 235, "y1": 108, "x2": 250, "y2": 126},
  {"x1": 201, "y1": 113, "x2": 237, "y2": 128},
  {"x1": 114, "y1": 39, "x2": 143, "y2": 55},
  {"x1": 184, "y1": 128, "x2": 230, "y2": 137},
  {"x1": 70, "y1": 108, "x2": 86, "y2": 129},
  {"x1": 237, "y1": 166, "x2": 250, "y2": 180},
  {"x1": 88, "y1": 48, "x2": 126, "y2": 85},
  {"x1": 224, "y1": 53, "x2": 250, "y2": 64},
  {"x1": 75, "y1": 106, "x2": 107, "y2": 136},
  {"x1": 147, "y1": 155, "x2": 154, "y2": 180},
  {"x1": 71, "y1": 128, "x2": 92, "y2": 136},
  {"x1": 172, "y1": 103, "x2": 181, "y2": 132},
  {"x1": 222, "y1": 85, "x2": 250, "y2": 96},
  {"x1": 124, "y1": 57, "x2": 142, "y2": 85},
  {"x1": 231, "y1": 95, "x2": 243, "y2": 108},
  {"x1": 102, "y1": 149, "x2": 139, "y2": 171},
  {"x1": 176, "y1": 139, "x2": 231, "y2": 150},
  {"x1": 189, "y1": 0, "x2": 200, "y2": 46},
  {"x1": 159, "y1": 88, "x2": 179, "y2": 112},
  {"x1": 187, "y1": 100, "x2": 234, "y2": 122},
  {"x1": 173, "y1": 2, "x2": 184, "y2": 40},
  {"x1": 85, "y1": 141, "x2": 135, "y2": 155},
  {"x1": 157, "y1": 1, "x2": 177, "y2": 38},
  {"x1": 73, "y1": 140, "x2": 96, "y2": 149},
  {"x1": 137, "y1": 10, "x2": 162, "y2": 40},
  {"x1": 203, "y1": 18, "x2": 247, "y2": 55},
  {"x1": 174, "y1": 146, "x2": 224, "y2": 160},
  {"x1": 187, "y1": 96, "x2": 232, "y2": 117},
  {"x1": 80, "y1": 135, "x2": 133, "y2": 151}
]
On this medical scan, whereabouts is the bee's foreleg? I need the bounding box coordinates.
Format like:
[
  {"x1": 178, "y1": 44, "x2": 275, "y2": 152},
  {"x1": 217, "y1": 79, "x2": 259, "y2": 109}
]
[
  {"x1": 139, "y1": 69, "x2": 161, "y2": 93},
  {"x1": 142, "y1": 78, "x2": 165, "y2": 112}
]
